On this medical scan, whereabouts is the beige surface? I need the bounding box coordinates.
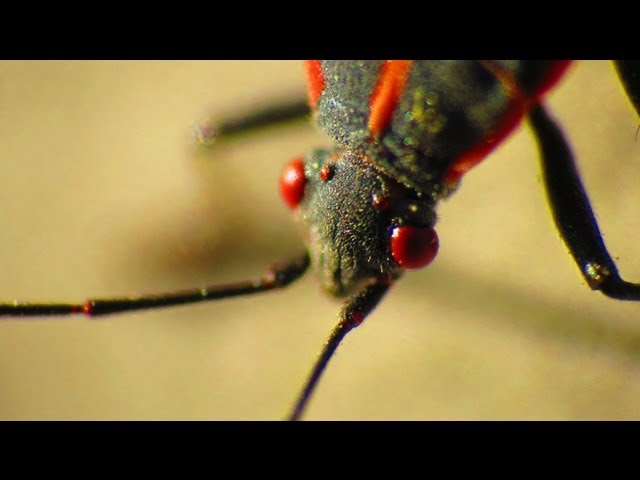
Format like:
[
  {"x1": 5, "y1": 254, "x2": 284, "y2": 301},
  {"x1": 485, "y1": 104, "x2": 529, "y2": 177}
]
[{"x1": 0, "y1": 60, "x2": 639, "y2": 420}]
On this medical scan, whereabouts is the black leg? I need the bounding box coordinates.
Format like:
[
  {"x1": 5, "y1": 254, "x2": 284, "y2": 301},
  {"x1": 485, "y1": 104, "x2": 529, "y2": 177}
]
[
  {"x1": 614, "y1": 60, "x2": 640, "y2": 118},
  {"x1": 0, "y1": 253, "x2": 309, "y2": 318},
  {"x1": 194, "y1": 97, "x2": 311, "y2": 147},
  {"x1": 529, "y1": 104, "x2": 640, "y2": 300},
  {"x1": 287, "y1": 280, "x2": 392, "y2": 421}
]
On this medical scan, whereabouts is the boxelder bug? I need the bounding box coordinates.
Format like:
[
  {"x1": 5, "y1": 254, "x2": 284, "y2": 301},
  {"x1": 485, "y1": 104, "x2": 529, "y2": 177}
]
[{"x1": 0, "y1": 61, "x2": 639, "y2": 420}]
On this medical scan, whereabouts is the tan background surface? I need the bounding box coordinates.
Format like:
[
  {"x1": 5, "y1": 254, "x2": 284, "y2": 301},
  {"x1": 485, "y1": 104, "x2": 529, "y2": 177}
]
[{"x1": 0, "y1": 60, "x2": 639, "y2": 420}]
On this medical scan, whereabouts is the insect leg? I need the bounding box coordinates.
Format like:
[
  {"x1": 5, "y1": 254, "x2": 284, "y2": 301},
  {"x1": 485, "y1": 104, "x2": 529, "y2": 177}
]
[
  {"x1": 0, "y1": 253, "x2": 309, "y2": 318},
  {"x1": 614, "y1": 60, "x2": 640, "y2": 118},
  {"x1": 529, "y1": 104, "x2": 640, "y2": 300},
  {"x1": 194, "y1": 97, "x2": 311, "y2": 147},
  {"x1": 287, "y1": 280, "x2": 392, "y2": 421}
]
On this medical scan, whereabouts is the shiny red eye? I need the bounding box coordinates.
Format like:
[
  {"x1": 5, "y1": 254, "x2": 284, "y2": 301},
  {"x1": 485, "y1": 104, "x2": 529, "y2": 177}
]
[
  {"x1": 280, "y1": 156, "x2": 307, "y2": 209},
  {"x1": 390, "y1": 226, "x2": 439, "y2": 269}
]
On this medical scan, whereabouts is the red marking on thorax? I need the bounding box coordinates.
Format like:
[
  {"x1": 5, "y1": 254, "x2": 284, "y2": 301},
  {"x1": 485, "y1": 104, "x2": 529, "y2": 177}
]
[
  {"x1": 444, "y1": 61, "x2": 572, "y2": 186},
  {"x1": 368, "y1": 60, "x2": 413, "y2": 137},
  {"x1": 444, "y1": 103, "x2": 526, "y2": 186},
  {"x1": 304, "y1": 60, "x2": 324, "y2": 110},
  {"x1": 532, "y1": 61, "x2": 572, "y2": 99}
]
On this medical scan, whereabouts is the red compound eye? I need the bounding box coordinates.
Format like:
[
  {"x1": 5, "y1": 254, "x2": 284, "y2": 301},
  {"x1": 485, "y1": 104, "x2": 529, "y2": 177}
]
[
  {"x1": 280, "y1": 156, "x2": 307, "y2": 209},
  {"x1": 390, "y1": 226, "x2": 439, "y2": 269}
]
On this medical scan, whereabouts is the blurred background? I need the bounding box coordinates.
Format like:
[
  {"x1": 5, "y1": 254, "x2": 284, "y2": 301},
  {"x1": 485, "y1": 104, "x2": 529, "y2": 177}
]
[{"x1": 0, "y1": 60, "x2": 639, "y2": 420}]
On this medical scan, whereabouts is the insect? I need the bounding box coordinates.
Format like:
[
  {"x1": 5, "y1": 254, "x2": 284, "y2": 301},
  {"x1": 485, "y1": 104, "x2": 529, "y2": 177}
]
[{"x1": 1, "y1": 61, "x2": 640, "y2": 420}]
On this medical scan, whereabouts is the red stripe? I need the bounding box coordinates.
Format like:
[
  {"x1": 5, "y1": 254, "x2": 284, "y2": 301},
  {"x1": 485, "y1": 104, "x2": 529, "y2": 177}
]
[
  {"x1": 304, "y1": 60, "x2": 324, "y2": 110},
  {"x1": 444, "y1": 61, "x2": 571, "y2": 186},
  {"x1": 368, "y1": 60, "x2": 413, "y2": 137},
  {"x1": 444, "y1": 102, "x2": 526, "y2": 185},
  {"x1": 531, "y1": 60, "x2": 572, "y2": 99}
]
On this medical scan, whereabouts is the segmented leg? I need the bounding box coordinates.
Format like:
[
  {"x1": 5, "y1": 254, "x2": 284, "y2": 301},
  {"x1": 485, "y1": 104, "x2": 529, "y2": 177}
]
[
  {"x1": 194, "y1": 97, "x2": 310, "y2": 147},
  {"x1": 529, "y1": 104, "x2": 640, "y2": 300},
  {"x1": 614, "y1": 60, "x2": 640, "y2": 118}
]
